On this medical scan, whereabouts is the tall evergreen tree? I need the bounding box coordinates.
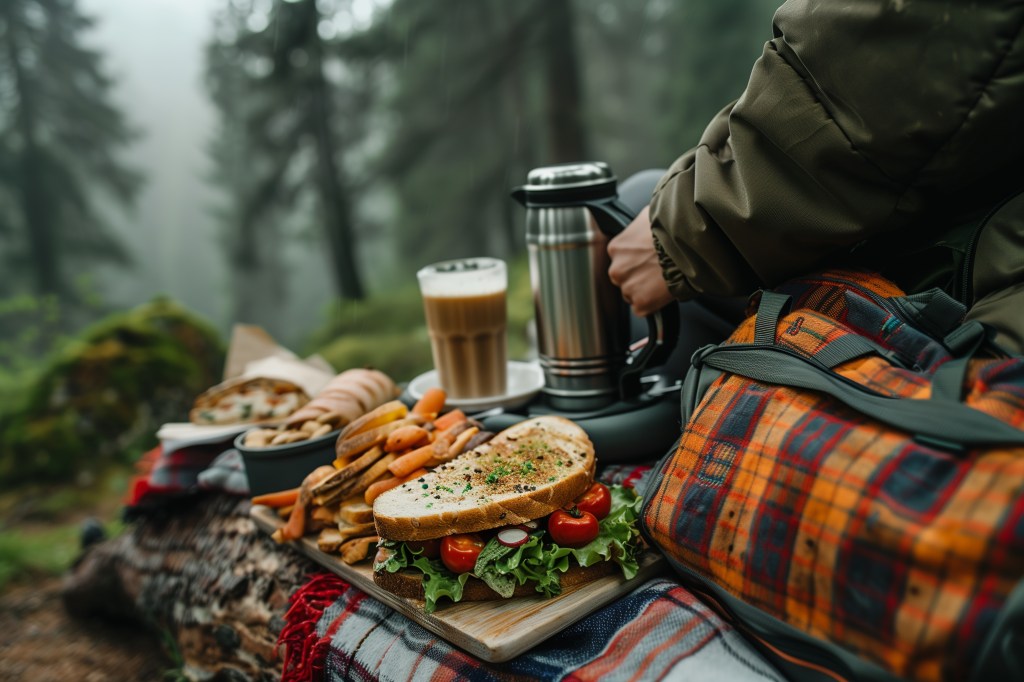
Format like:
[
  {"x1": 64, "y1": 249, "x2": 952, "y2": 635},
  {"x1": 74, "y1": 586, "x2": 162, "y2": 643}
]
[
  {"x1": 361, "y1": 0, "x2": 589, "y2": 269},
  {"x1": 577, "y1": 1, "x2": 778, "y2": 174},
  {"x1": 205, "y1": 2, "x2": 289, "y2": 332},
  {"x1": 207, "y1": 0, "x2": 368, "y2": 303},
  {"x1": 0, "y1": 0, "x2": 140, "y2": 302}
]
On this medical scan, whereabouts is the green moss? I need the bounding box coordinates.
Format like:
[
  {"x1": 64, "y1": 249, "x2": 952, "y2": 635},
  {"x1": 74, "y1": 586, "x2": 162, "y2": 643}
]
[{"x1": 0, "y1": 298, "x2": 224, "y2": 486}]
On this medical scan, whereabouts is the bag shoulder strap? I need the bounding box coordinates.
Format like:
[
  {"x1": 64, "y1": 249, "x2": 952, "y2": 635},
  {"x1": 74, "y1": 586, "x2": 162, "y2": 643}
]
[{"x1": 696, "y1": 291, "x2": 1024, "y2": 450}]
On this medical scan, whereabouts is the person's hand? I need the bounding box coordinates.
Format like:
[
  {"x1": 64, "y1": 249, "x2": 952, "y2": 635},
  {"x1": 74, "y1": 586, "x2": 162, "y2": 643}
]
[{"x1": 607, "y1": 205, "x2": 674, "y2": 317}]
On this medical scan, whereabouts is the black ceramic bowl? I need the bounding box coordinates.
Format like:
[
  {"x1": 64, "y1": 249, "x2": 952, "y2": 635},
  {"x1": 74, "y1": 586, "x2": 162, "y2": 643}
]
[{"x1": 236, "y1": 428, "x2": 341, "y2": 496}]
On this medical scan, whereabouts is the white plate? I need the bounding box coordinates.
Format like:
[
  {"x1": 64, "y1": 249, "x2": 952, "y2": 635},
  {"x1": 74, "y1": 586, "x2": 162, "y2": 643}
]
[{"x1": 407, "y1": 361, "x2": 544, "y2": 412}]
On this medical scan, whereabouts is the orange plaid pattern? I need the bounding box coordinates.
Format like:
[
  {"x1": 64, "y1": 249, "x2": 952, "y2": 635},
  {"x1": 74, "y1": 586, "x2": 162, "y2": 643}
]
[{"x1": 643, "y1": 271, "x2": 1024, "y2": 681}]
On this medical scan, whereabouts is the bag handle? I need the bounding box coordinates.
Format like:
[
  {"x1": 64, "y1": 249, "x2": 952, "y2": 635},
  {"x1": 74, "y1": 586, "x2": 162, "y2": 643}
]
[
  {"x1": 695, "y1": 344, "x2": 1024, "y2": 448},
  {"x1": 756, "y1": 289, "x2": 1004, "y2": 402},
  {"x1": 710, "y1": 290, "x2": 1024, "y2": 448}
]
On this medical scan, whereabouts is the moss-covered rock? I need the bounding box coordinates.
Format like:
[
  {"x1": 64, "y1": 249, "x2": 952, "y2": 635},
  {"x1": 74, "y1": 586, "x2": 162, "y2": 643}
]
[{"x1": 0, "y1": 298, "x2": 224, "y2": 486}]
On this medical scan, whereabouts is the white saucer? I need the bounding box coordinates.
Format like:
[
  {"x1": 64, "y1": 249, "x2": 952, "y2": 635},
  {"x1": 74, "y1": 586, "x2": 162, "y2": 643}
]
[{"x1": 408, "y1": 361, "x2": 544, "y2": 412}]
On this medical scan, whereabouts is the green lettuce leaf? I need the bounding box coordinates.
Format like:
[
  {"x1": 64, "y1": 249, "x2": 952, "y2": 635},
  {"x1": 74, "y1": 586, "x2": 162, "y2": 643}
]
[
  {"x1": 565, "y1": 484, "x2": 644, "y2": 579},
  {"x1": 376, "y1": 484, "x2": 644, "y2": 611}
]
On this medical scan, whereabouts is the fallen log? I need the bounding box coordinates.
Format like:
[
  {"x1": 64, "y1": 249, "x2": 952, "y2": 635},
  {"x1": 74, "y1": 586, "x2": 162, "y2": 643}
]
[{"x1": 63, "y1": 493, "x2": 317, "y2": 681}]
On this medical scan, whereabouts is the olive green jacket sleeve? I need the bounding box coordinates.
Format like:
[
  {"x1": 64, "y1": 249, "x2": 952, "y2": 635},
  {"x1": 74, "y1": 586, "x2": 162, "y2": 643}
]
[{"x1": 650, "y1": 0, "x2": 1024, "y2": 301}]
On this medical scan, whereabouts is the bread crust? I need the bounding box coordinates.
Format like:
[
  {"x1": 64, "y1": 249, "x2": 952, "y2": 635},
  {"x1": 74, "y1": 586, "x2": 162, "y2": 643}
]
[
  {"x1": 373, "y1": 416, "x2": 595, "y2": 542},
  {"x1": 373, "y1": 560, "x2": 617, "y2": 603}
]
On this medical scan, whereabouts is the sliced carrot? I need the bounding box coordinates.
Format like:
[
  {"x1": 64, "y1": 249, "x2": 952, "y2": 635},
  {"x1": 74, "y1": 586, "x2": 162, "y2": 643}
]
[
  {"x1": 433, "y1": 408, "x2": 467, "y2": 432},
  {"x1": 388, "y1": 442, "x2": 438, "y2": 478},
  {"x1": 364, "y1": 467, "x2": 429, "y2": 505},
  {"x1": 412, "y1": 387, "x2": 447, "y2": 417},
  {"x1": 251, "y1": 487, "x2": 300, "y2": 508},
  {"x1": 384, "y1": 424, "x2": 431, "y2": 453},
  {"x1": 277, "y1": 499, "x2": 307, "y2": 542}
]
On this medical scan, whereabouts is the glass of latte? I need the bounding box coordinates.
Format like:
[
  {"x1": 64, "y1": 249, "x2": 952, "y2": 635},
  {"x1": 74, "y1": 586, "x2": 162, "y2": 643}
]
[{"x1": 416, "y1": 258, "x2": 507, "y2": 400}]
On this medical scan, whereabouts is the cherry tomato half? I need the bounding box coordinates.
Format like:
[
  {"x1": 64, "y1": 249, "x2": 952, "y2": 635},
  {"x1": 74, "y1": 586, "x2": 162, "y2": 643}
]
[
  {"x1": 405, "y1": 538, "x2": 441, "y2": 559},
  {"x1": 440, "y1": 533, "x2": 485, "y2": 574},
  {"x1": 574, "y1": 482, "x2": 612, "y2": 520},
  {"x1": 547, "y1": 508, "x2": 600, "y2": 548}
]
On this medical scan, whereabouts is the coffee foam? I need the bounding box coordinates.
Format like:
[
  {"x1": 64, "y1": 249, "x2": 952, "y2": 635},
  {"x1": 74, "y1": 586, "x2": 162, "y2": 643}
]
[{"x1": 417, "y1": 258, "x2": 506, "y2": 297}]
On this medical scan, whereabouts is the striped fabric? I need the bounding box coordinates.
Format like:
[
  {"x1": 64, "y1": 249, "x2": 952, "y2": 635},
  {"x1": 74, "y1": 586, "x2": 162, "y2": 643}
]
[
  {"x1": 643, "y1": 270, "x2": 1024, "y2": 682},
  {"x1": 293, "y1": 576, "x2": 784, "y2": 682}
]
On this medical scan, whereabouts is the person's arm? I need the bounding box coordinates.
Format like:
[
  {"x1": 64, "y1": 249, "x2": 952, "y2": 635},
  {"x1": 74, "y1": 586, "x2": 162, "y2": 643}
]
[
  {"x1": 607, "y1": 206, "x2": 674, "y2": 317},
  {"x1": 651, "y1": 0, "x2": 1024, "y2": 301}
]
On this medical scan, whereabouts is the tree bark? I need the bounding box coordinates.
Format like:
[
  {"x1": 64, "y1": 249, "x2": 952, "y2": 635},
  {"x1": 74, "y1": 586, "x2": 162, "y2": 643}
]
[
  {"x1": 307, "y1": 5, "x2": 365, "y2": 301},
  {"x1": 4, "y1": 7, "x2": 61, "y2": 298},
  {"x1": 542, "y1": 0, "x2": 588, "y2": 164},
  {"x1": 63, "y1": 494, "x2": 317, "y2": 681}
]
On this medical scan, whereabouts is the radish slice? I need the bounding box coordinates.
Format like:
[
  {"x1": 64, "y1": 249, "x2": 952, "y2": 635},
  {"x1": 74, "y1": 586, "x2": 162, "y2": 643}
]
[
  {"x1": 497, "y1": 528, "x2": 529, "y2": 547},
  {"x1": 517, "y1": 520, "x2": 540, "y2": 531}
]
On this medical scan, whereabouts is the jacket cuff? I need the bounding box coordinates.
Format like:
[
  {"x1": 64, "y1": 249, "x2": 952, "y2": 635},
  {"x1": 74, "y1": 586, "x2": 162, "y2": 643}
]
[{"x1": 650, "y1": 149, "x2": 700, "y2": 301}]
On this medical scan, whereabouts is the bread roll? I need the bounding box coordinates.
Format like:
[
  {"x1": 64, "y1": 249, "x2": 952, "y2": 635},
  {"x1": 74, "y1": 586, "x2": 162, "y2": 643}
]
[{"x1": 285, "y1": 368, "x2": 399, "y2": 429}]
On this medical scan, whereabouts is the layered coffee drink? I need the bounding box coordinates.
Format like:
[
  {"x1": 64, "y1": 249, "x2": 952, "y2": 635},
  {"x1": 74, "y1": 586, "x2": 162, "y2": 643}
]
[{"x1": 417, "y1": 258, "x2": 507, "y2": 399}]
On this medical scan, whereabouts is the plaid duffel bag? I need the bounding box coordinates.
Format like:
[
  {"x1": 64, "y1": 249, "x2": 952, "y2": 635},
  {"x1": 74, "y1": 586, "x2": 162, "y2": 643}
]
[{"x1": 641, "y1": 270, "x2": 1024, "y2": 682}]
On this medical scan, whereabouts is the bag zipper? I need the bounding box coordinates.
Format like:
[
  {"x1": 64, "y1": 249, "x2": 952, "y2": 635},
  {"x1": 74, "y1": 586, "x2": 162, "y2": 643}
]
[{"x1": 811, "y1": 273, "x2": 908, "y2": 322}]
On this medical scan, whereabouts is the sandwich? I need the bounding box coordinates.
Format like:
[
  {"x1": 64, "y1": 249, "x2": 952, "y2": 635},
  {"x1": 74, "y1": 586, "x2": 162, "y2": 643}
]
[
  {"x1": 190, "y1": 376, "x2": 309, "y2": 425},
  {"x1": 372, "y1": 415, "x2": 644, "y2": 612}
]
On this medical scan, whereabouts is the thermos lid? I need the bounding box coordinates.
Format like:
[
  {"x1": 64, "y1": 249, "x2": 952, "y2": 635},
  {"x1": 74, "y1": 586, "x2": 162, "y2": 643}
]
[
  {"x1": 522, "y1": 162, "x2": 615, "y2": 190},
  {"x1": 511, "y1": 161, "x2": 618, "y2": 207}
]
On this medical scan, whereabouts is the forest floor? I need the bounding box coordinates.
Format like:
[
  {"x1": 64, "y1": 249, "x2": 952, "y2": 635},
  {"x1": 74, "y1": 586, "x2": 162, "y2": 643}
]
[
  {"x1": 0, "y1": 467, "x2": 173, "y2": 681},
  {"x1": 0, "y1": 578, "x2": 171, "y2": 681}
]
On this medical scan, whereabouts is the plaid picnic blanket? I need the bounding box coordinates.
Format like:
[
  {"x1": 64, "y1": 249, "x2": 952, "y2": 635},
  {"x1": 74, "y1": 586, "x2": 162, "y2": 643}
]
[
  {"x1": 279, "y1": 573, "x2": 786, "y2": 682},
  {"x1": 277, "y1": 464, "x2": 785, "y2": 682},
  {"x1": 125, "y1": 440, "x2": 249, "y2": 515}
]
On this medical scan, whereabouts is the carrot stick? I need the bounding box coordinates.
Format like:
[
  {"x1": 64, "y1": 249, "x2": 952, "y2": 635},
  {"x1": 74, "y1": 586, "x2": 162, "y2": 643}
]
[
  {"x1": 433, "y1": 408, "x2": 467, "y2": 432},
  {"x1": 251, "y1": 488, "x2": 300, "y2": 508},
  {"x1": 388, "y1": 442, "x2": 438, "y2": 478},
  {"x1": 412, "y1": 387, "x2": 446, "y2": 417},
  {"x1": 364, "y1": 467, "x2": 429, "y2": 505},
  {"x1": 277, "y1": 499, "x2": 306, "y2": 542}
]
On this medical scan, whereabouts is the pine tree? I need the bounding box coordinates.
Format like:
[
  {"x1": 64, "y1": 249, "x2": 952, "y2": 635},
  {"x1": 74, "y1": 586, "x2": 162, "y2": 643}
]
[
  {"x1": 0, "y1": 0, "x2": 141, "y2": 302},
  {"x1": 362, "y1": 0, "x2": 589, "y2": 268},
  {"x1": 206, "y1": 0, "x2": 369, "y2": 304},
  {"x1": 205, "y1": 2, "x2": 289, "y2": 332}
]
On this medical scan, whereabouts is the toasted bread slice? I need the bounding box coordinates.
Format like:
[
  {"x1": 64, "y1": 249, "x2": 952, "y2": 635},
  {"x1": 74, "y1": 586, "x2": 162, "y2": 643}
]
[
  {"x1": 337, "y1": 519, "x2": 377, "y2": 541},
  {"x1": 373, "y1": 560, "x2": 616, "y2": 602},
  {"x1": 338, "y1": 500, "x2": 374, "y2": 525},
  {"x1": 373, "y1": 416, "x2": 595, "y2": 542},
  {"x1": 317, "y1": 528, "x2": 344, "y2": 553}
]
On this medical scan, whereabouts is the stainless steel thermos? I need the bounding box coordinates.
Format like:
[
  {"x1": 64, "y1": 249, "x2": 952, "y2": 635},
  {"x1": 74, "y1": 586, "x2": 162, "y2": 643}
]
[{"x1": 511, "y1": 162, "x2": 678, "y2": 411}]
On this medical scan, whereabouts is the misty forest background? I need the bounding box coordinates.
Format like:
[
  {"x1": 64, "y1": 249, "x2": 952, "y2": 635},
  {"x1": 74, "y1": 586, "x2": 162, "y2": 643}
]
[{"x1": 0, "y1": 0, "x2": 779, "y2": 499}]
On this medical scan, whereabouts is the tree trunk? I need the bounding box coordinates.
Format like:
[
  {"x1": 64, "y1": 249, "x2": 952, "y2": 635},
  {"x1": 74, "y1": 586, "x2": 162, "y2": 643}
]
[
  {"x1": 63, "y1": 495, "x2": 317, "y2": 681},
  {"x1": 541, "y1": 0, "x2": 588, "y2": 164},
  {"x1": 5, "y1": 9, "x2": 61, "y2": 298},
  {"x1": 308, "y1": 8, "x2": 365, "y2": 301}
]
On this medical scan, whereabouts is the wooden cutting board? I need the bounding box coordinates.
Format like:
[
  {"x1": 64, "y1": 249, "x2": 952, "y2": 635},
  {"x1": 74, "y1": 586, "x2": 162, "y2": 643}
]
[{"x1": 251, "y1": 505, "x2": 666, "y2": 662}]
